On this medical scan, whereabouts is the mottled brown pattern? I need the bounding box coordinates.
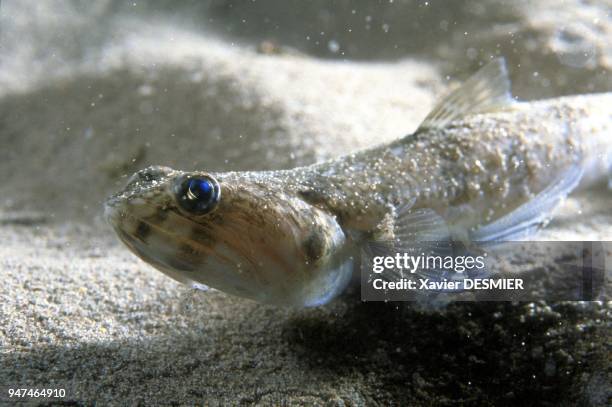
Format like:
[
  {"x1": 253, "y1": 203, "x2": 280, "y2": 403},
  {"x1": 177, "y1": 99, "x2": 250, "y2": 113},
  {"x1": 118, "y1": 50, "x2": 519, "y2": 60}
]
[{"x1": 134, "y1": 221, "x2": 151, "y2": 242}]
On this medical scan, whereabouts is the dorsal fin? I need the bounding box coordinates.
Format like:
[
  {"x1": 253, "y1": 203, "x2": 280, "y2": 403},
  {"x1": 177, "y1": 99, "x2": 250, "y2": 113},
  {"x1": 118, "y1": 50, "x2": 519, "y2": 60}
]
[{"x1": 418, "y1": 58, "x2": 514, "y2": 131}]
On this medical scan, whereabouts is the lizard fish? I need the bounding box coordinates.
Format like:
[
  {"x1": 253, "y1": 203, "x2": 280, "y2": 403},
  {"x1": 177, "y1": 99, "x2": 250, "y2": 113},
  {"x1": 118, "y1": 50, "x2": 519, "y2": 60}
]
[{"x1": 105, "y1": 58, "x2": 611, "y2": 306}]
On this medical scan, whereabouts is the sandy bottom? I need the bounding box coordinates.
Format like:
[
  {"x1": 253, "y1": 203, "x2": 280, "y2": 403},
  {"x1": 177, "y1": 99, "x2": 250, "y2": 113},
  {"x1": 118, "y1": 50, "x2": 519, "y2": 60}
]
[{"x1": 0, "y1": 212, "x2": 610, "y2": 405}]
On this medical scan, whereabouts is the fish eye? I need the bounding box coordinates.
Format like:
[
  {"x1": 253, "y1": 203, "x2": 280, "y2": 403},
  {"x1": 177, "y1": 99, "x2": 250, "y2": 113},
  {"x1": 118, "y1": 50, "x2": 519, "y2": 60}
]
[{"x1": 174, "y1": 175, "x2": 221, "y2": 215}]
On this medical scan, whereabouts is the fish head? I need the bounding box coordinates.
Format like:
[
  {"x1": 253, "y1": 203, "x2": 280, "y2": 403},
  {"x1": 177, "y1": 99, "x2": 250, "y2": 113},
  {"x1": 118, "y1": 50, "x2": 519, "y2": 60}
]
[{"x1": 105, "y1": 166, "x2": 352, "y2": 306}]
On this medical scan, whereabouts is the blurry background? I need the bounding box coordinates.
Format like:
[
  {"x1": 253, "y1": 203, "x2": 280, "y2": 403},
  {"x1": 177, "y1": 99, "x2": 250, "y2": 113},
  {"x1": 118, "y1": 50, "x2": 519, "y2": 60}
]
[
  {"x1": 0, "y1": 1, "x2": 610, "y2": 405},
  {"x1": 1, "y1": 0, "x2": 610, "y2": 219}
]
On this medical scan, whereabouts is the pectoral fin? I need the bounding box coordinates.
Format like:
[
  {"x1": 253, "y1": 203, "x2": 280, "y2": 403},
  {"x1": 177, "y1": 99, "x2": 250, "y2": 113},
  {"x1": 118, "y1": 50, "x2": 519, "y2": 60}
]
[
  {"x1": 365, "y1": 204, "x2": 486, "y2": 283},
  {"x1": 363, "y1": 164, "x2": 582, "y2": 306},
  {"x1": 470, "y1": 165, "x2": 583, "y2": 243}
]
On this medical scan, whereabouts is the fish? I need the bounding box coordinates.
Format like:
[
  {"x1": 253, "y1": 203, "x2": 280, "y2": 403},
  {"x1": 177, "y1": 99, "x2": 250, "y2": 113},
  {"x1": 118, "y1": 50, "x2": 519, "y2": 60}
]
[{"x1": 104, "y1": 58, "x2": 611, "y2": 307}]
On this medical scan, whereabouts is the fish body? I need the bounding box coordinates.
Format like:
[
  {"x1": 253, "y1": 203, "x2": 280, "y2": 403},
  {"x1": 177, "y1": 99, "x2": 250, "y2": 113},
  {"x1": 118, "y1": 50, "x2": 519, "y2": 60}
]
[
  {"x1": 105, "y1": 59, "x2": 611, "y2": 307},
  {"x1": 305, "y1": 92, "x2": 611, "y2": 231}
]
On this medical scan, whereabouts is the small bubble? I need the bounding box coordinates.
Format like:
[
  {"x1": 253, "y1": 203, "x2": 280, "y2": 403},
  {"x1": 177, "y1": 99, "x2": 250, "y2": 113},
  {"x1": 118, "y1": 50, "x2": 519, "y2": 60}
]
[
  {"x1": 328, "y1": 40, "x2": 340, "y2": 53},
  {"x1": 138, "y1": 84, "x2": 154, "y2": 96}
]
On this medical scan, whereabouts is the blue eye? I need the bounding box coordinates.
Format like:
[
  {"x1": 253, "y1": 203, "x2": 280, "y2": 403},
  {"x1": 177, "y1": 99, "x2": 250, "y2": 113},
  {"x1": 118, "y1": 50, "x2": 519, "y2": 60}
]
[
  {"x1": 188, "y1": 178, "x2": 212, "y2": 199},
  {"x1": 175, "y1": 175, "x2": 221, "y2": 215}
]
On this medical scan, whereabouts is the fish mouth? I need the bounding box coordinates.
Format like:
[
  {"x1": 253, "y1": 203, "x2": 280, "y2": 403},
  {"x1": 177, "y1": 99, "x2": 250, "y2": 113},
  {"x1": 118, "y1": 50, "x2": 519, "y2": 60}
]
[
  {"x1": 103, "y1": 201, "x2": 270, "y2": 296},
  {"x1": 103, "y1": 197, "x2": 218, "y2": 259},
  {"x1": 103, "y1": 198, "x2": 121, "y2": 225},
  {"x1": 103, "y1": 200, "x2": 215, "y2": 282}
]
